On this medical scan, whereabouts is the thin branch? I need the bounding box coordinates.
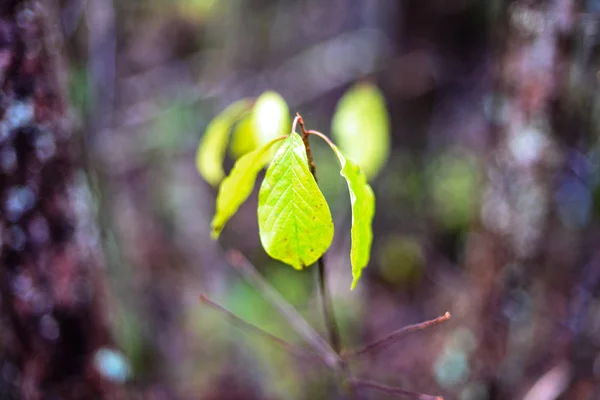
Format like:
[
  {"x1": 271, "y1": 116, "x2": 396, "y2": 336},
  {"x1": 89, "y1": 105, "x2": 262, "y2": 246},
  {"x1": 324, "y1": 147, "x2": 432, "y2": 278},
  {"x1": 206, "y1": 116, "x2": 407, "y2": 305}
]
[
  {"x1": 316, "y1": 258, "x2": 342, "y2": 353},
  {"x1": 226, "y1": 250, "x2": 342, "y2": 370},
  {"x1": 345, "y1": 312, "x2": 451, "y2": 358},
  {"x1": 199, "y1": 294, "x2": 321, "y2": 363},
  {"x1": 352, "y1": 379, "x2": 443, "y2": 400}
]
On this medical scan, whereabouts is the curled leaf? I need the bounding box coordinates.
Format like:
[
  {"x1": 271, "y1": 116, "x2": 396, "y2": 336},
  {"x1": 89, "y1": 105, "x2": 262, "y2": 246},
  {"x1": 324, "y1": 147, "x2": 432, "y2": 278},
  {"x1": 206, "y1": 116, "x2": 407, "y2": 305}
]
[
  {"x1": 331, "y1": 83, "x2": 390, "y2": 179},
  {"x1": 229, "y1": 115, "x2": 259, "y2": 159},
  {"x1": 312, "y1": 132, "x2": 375, "y2": 289},
  {"x1": 258, "y1": 132, "x2": 334, "y2": 269},
  {"x1": 196, "y1": 99, "x2": 252, "y2": 185},
  {"x1": 211, "y1": 137, "x2": 285, "y2": 239}
]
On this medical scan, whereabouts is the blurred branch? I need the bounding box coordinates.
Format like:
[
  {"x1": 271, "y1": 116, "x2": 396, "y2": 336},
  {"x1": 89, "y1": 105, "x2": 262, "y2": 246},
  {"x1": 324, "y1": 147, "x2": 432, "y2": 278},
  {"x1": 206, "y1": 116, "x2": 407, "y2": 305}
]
[
  {"x1": 226, "y1": 250, "x2": 342, "y2": 370},
  {"x1": 352, "y1": 379, "x2": 443, "y2": 400},
  {"x1": 86, "y1": 0, "x2": 116, "y2": 136},
  {"x1": 199, "y1": 294, "x2": 321, "y2": 363},
  {"x1": 344, "y1": 312, "x2": 451, "y2": 358},
  {"x1": 113, "y1": 28, "x2": 390, "y2": 132}
]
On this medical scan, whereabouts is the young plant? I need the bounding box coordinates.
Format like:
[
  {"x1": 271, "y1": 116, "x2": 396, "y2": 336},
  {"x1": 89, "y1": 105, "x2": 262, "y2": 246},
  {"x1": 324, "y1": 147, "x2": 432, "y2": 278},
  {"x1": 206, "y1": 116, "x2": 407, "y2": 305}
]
[
  {"x1": 197, "y1": 86, "x2": 449, "y2": 399},
  {"x1": 198, "y1": 87, "x2": 386, "y2": 289}
]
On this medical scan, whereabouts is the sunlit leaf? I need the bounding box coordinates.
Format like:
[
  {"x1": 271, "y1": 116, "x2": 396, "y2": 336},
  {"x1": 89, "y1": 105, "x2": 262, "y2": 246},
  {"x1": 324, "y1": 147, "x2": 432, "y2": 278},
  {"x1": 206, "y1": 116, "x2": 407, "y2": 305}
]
[
  {"x1": 211, "y1": 137, "x2": 285, "y2": 239},
  {"x1": 315, "y1": 134, "x2": 375, "y2": 289},
  {"x1": 228, "y1": 91, "x2": 290, "y2": 160},
  {"x1": 229, "y1": 115, "x2": 259, "y2": 159},
  {"x1": 258, "y1": 132, "x2": 333, "y2": 269},
  {"x1": 196, "y1": 99, "x2": 252, "y2": 186},
  {"x1": 331, "y1": 83, "x2": 390, "y2": 179},
  {"x1": 253, "y1": 91, "x2": 290, "y2": 145}
]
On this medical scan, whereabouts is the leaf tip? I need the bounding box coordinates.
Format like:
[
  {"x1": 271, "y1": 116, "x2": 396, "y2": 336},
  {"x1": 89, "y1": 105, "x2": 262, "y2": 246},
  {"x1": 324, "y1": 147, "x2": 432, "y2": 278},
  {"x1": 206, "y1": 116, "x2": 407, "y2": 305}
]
[
  {"x1": 291, "y1": 263, "x2": 304, "y2": 271},
  {"x1": 210, "y1": 223, "x2": 222, "y2": 240}
]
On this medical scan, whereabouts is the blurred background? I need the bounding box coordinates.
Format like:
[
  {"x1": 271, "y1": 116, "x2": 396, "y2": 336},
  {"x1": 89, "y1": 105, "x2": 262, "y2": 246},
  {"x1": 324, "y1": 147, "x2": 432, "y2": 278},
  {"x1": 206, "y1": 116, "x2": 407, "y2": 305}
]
[{"x1": 20, "y1": 0, "x2": 600, "y2": 398}]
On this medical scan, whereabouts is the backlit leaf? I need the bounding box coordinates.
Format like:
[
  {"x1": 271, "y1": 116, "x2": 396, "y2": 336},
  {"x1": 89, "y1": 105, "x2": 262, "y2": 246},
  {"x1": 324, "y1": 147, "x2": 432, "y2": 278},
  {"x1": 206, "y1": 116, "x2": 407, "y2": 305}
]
[
  {"x1": 331, "y1": 83, "x2": 390, "y2": 179},
  {"x1": 229, "y1": 115, "x2": 259, "y2": 159},
  {"x1": 315, "y1": 133, "x2": 375, "y2": 289},
  {"x1": 196, "y1": 99, "x2": 251, "y2": 186},
  {"x1": 253, "y1": 91, "x2": 290, "y2": 145},
  {"x1": 258, "y1": 132, "x2": 334, "y2": 269},
  {"x1": 229, "y1": 91, "x2": 290, "y2": 160},
  {"x1": 211, "y1": 137, "x2": 285, "y2": 239}
]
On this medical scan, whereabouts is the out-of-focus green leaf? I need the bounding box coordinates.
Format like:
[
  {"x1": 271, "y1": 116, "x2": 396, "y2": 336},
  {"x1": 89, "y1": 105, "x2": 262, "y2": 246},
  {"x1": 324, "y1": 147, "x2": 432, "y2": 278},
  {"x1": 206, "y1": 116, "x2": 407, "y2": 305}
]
[
  {"x1": 196, "y1": 99, "x2": 252, "y2": 186},
  {"x1": 229, "y1": 115, "x2": 260, "y2": 159},
  {"x1": 253, "y1": 91, "x2": 290, "y2": 145},
  {"x1": 378, "y1": 235, "x2": 423, "y2": 286},
  {"x1": 258, "y1": 132, "x2": 333, "y2": 269},
  {"x1": 316, "y1": 134, "x2": 375, "y2": 289},
  {"x1": 229, "y1": 91, "x2": 290, "y2": 160},
  {"x1": 179, "y1": 0, "x2": 218, "y2": 15},
  {"x1": 211, "y1": 136, "x2": 285, "y2": 239},
  {"x1": 331, "y1": 83, "x2": 390, "y2": 179},
  {"x1": 428, "y1": 150, "x2": 480, "y2": 230}
]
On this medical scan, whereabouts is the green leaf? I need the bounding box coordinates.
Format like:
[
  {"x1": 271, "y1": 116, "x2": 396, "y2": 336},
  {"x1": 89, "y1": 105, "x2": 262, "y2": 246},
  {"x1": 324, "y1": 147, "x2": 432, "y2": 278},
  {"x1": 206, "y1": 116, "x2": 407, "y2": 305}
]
[
  {"x1": 228, "y1": 91, "x2": 289, "y2": 160},
  {"x1": 331, "y1": 83, "x2": 390, "y2": 179},
  {"x1": 211, "y1": 137, "x2": 285, "y2": 239},
  {"x1": 253, "y1": 91, "x2": 290, "y2": 145},
  {"x1": 428, "y1": 149, "x2": 480, "y2": 230},
  {"x1": 258, "y1": 132, "x2": 334, "y2": 270},
  {"x1": 196, "y1": 99, "x2": 252, "y2": 186},
  {"x1": 229, "y1": 115, "x2": 259, "y2": 159},
  {"x1": 315, "y1": 134, "x2": 375, "y2": 289}
]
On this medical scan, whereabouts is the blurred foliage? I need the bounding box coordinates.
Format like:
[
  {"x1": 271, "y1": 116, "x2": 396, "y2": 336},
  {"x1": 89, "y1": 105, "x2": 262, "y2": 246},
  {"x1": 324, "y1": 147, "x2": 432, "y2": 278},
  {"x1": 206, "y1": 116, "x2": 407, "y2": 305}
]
[
  {"x1": 196, "y1": 99, "x2": 252, "y2": 185},
  {"x1": 332, "y1": 83, "x2": 391, "y2": 180},
  {"x1": 427, "y1": 149, "x2": 480, "y2": 231},
  {"x1": 252, "y1": 91, "x2": 290, "y2": 146},
  {"x1": 377, "y1": 235, "x2": 424, "y2": 286}
]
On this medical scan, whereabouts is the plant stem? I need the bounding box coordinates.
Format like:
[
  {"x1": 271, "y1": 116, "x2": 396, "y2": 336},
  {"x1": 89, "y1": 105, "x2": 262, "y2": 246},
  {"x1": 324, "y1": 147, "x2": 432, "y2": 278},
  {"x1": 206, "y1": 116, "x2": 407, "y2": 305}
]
[
  {"x1": 317, "y1": 257, "x2": 342, "y2": 353},
  {"x1": 296, "y1": 113, "x2": 356, "y2": 398},
  {"x1": 296, "y1": 114, "x2": 343, "y2": 353},
  {"x1": 226, "y1": 250, "x2": 342, "y2": 369}
]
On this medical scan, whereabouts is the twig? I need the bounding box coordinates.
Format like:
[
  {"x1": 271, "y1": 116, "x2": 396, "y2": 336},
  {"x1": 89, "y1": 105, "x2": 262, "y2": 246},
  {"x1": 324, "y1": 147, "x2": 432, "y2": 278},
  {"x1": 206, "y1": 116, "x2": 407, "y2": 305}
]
[
  {"x1": 199, "y1": 294, "x2": 322, "y2": 363},
  {"x1": 352, "y1": 379, "x2": 443, "y2": 400},
  {"x1": 345, "y1": 312, "x2": 451, "y2": 358},
  {"x1": 226, "y1": 250, "x2": 342, "y2": 370},
  {"x1": 291, "y1": 114, "x2": 301, "y2": 135},
  {"x1": 296, "y1": 114, "x2": 318, "y2": 179}
]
